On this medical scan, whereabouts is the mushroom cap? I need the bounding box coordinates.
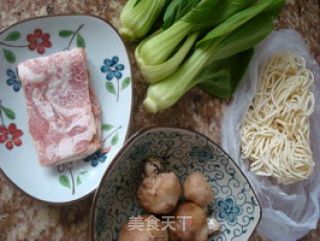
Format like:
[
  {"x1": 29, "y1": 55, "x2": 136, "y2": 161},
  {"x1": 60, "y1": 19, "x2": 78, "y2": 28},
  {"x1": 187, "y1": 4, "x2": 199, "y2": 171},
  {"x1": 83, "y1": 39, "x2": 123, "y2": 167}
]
[
  {"x1": 118, "y1": 215, "x2": 169, "y2": 241},
  {"x1": 170, "y1": 202, "x2": 209, "y2": 241},
  {"x1": 138, "y1": 172, "x2": 182, "y2": 214},
  {"x1": 183, "y1": 172, "x2": 214, "y2": 207}
]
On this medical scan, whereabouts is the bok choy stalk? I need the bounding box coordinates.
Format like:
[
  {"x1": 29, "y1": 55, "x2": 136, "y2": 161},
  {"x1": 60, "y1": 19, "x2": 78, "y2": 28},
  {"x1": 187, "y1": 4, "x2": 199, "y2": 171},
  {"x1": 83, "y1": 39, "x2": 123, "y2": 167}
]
[
  {"x1": 136, "y1": 0, "x2": 255, "y2": 83},
  {"x1": 143, "y1": 0, "x2": 285, "y2": 113},
  {"x1": 119, "y1": 0, "x2": 168, "y2": 41},
  {"x1": 135, "y1": 31, "x2": 199, "y2": 83}
]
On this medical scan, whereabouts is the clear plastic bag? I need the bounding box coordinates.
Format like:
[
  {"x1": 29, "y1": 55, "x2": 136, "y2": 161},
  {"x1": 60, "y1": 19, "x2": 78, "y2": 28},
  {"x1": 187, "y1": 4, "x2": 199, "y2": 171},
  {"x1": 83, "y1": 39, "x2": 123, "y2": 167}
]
[{"x1": 221, "y1": 29, "x2": 320, "y2": 241}]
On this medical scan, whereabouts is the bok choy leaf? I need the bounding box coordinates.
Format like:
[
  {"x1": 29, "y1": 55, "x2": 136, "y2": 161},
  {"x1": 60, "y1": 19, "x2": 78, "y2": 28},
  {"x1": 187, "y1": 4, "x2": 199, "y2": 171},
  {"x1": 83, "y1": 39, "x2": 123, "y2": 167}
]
[
  {"x1": 163, "y1": 0, "x2": 201, "y2": 29},
  {"x1": 198, "y1": 48, "x2": 253, "y2": 98},
  {"x1": 198, "y1": 0, "x2": 285, "y2": 46}
]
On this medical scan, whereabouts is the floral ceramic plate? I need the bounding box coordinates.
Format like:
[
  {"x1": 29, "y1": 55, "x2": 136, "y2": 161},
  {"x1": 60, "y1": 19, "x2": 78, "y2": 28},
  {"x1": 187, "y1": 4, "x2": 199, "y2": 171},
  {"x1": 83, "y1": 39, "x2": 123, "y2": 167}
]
[
  {"x1": 0, "y1": 15, "x2": 132, "y2": 203},
  {"x1": 90, "y1": 127, "x2": 262, "y2": 241}
]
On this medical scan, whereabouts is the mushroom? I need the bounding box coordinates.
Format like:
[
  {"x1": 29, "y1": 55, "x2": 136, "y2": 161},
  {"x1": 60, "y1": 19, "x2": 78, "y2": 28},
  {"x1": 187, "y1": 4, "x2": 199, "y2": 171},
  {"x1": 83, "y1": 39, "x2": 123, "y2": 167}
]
[
  {"x1": 118, "y1": 214, "x2": 169, "y2": 241},
  {"x1": 137, "y1": 158, "x2": 182, "y2": 214},
  {"x1": 138, "y1": 171, "x2": 182, "y2": 214},
  {"x1": 183, "y1": 172, "x2": 214, "y2": 207},
  {"x1": 170, "y1": 202, "x2": 220, "y2": 241}
]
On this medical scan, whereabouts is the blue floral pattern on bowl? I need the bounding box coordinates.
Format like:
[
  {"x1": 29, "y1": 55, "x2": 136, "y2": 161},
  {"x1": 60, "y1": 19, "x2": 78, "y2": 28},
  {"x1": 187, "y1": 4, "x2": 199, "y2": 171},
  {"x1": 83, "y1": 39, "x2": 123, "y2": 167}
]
[
  {"x1": 101, "y1": 56, "x2": 124, "y2": 81},
  {"x1": 6, "y1": 69, "x2": 21, "y2": 92},
  {"x1": 92, "y1": 127, "x2": 261, "y2": 241},
  {"x1": 216, "y1": 196, "x2": 242, "y2": 225}
]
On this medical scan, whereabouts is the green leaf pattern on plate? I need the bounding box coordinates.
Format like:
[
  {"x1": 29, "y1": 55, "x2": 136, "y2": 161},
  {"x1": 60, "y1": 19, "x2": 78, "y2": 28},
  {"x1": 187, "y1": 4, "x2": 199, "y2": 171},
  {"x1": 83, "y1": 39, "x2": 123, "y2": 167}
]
[
  {"x1": 102, "y1": 124, "x2": 122, "y2": 146},
  {"x1": 76, "y1": 176, "x2": 82, "y2": 186},
  {"x1": 1, "y1": 106, "x2": 16, "y2": 120},
  {"x1": 58, "y1": 166, "x2": 90, "y2": 194},
  {"x1": 59, "y1": 175, "x2": 71, "y2": 188},
  {"x1": 76, "y1": 34, "x2": 86, "y2": 48},
  {"x1": 76, "y1": 171, "x2": 89, "y2": 186},
  {"x1": 0, "y1": 30, "x2": 21, "y2": 64},
  {"x1": 111, "y1": 132, "x2": 119, "y2": 146},
  {"x1": 106, "y1": 82, "x2": 116, "y2": 95},
  {"x1": 121, "y1": 77, "x2": 131, "y2": 90},
  {"x1": 58, "y1": 24, "x2": 85, "y2": 49},
  {"x1": 102, "y1": 124, "x2": 114, "y2": 131},
  {"x1": 59, "y1": 30, "x2": 74, "y2": 37},
  {"x1": 3, "y1": 49, "x2": 16, "y2": 63},
  {"x1": 4, "y1": 31, "x2": 21, "y2": 41}
]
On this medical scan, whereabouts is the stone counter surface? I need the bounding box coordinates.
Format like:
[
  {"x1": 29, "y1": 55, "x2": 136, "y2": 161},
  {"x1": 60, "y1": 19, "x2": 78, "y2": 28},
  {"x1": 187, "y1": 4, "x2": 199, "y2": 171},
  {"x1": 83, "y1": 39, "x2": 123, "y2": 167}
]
[{"x1": 0, "y1": 0, "x2": 319, "y2": 240}]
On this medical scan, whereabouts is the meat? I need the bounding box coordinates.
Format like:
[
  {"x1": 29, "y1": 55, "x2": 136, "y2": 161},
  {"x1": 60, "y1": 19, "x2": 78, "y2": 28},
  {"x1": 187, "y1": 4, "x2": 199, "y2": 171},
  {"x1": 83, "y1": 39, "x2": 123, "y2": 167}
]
[{"x1": 18, "y1": 48, "x2": 102, "y2": 166}]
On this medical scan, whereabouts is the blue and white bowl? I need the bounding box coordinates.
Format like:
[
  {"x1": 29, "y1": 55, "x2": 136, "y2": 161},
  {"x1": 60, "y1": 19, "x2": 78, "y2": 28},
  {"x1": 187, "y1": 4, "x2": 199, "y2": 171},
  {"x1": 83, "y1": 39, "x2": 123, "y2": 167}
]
[{"x1": 90, "y1": 127, "x2": 261, "y2": 241}]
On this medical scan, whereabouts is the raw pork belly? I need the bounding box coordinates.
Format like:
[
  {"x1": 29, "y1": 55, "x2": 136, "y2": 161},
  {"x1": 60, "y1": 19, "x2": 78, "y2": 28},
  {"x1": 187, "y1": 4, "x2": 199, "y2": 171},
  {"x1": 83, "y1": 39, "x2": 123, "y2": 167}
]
[{"x1": 18, "y1": 48, "x2": 102, "y2": 166}]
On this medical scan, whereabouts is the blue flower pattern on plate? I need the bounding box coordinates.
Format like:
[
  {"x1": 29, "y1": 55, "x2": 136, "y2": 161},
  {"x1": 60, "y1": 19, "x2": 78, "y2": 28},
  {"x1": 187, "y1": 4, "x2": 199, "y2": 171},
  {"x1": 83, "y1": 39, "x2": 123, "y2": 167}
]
[
  {"x1": 101, "y1": 56, "x2": 124, "y2": 81},
  {"x1": 84, "y1": 150, "x2": 107, "y2": 167},
  {"x1": 6, "y1": 69, "x2": 21, "y2": 92},
  {"x1": 216, "y1": 197, "x2": 242, "y2": 225}
]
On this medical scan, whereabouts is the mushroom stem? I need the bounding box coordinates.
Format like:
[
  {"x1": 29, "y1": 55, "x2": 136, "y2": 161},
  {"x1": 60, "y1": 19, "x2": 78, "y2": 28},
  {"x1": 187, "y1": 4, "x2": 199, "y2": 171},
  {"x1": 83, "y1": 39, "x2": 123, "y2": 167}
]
[{"x1": 207, "y1": 216, "x2": 220, "y2": 236}]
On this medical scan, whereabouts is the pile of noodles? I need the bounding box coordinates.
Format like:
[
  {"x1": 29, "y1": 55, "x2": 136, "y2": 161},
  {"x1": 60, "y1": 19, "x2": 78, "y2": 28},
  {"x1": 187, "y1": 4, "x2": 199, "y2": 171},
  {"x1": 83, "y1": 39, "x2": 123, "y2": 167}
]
[{"x1": 240, "y1": 53, "x2": 315, "y2": 184}]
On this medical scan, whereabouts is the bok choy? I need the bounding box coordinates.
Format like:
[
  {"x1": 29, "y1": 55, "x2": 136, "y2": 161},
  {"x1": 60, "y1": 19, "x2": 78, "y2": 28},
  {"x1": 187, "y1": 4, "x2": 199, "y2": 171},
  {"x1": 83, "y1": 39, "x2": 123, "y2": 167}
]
[
  {"x1": 143, "y1": 0, "x2": 285, "y2": 113},
  {"x1": 135, "y1": 0, "x2": 255, "y2": 83},
  {"x1": 119, "y1": 0, "x2": 168, "y2": 41}
]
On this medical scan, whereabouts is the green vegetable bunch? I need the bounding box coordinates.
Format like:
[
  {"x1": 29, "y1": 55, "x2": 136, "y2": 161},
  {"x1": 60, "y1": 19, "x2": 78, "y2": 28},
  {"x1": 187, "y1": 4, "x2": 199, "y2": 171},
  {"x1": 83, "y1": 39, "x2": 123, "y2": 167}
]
[{"x1": 119, "y1": 0, "x2": 285, "y2": 113}]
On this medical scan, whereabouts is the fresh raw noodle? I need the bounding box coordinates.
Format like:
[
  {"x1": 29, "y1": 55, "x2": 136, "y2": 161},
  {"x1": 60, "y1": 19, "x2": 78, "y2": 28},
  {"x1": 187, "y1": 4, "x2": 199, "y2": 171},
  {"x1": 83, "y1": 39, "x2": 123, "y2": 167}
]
[{"x1": 240, "y1": 53, "x2": 315, "y2": 185}]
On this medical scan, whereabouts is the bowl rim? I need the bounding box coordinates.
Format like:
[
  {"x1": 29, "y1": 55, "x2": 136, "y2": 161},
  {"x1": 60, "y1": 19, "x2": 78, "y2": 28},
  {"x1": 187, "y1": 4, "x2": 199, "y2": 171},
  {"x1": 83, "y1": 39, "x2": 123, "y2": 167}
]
[
  {"x1": 89, "y1": 126, "x2": 262, "y2": 241},
  {"x1": 0, "y1": 13, "x2": 135, "y2": 205}
]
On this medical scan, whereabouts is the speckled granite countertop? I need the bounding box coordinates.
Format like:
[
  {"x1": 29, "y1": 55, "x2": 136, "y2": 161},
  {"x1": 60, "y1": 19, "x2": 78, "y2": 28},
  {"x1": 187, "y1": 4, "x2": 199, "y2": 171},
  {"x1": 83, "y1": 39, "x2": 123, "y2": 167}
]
[{"x1": 0, "y1": 0, "x2": 319, "y2": 240}]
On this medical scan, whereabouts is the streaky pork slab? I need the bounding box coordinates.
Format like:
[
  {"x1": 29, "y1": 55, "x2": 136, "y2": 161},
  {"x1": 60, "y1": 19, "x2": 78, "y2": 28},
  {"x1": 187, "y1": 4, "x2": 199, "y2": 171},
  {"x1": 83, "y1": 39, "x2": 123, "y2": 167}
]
[{"x1": 18, "y1": 48, "x2": 101, "y2": 166}]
